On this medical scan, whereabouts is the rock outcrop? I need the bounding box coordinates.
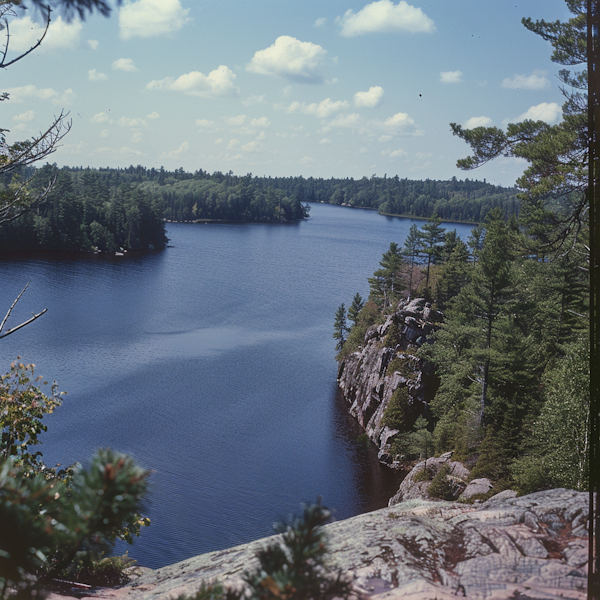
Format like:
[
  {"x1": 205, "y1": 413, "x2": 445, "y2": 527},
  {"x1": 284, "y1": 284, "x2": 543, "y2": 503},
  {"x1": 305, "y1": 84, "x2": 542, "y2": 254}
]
[
  {"x1": 52, "y1": 488, "x2": 588, "y2": 600},
  {"x1": 337, "y1": 298, "x2": 442, "y2": 466}
]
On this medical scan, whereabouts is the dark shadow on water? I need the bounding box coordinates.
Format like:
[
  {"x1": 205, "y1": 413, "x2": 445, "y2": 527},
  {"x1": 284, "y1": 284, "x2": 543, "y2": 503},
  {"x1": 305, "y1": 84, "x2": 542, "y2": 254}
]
[{"x1": 331, "y1": 385, "x2": 405, "y2": 513}]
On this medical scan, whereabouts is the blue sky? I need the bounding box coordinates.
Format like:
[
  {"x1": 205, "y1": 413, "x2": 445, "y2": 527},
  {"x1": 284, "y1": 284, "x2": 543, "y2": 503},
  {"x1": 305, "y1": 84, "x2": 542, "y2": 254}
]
[{"x1": 2, "y1": 0, "x2": 574, "y2": 186}]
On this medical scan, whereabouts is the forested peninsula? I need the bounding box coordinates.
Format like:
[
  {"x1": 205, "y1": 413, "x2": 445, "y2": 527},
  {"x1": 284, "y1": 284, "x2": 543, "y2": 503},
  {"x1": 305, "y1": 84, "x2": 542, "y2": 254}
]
[{"x1": 0, "y1": 164, "x2": 518, "y2": 253}]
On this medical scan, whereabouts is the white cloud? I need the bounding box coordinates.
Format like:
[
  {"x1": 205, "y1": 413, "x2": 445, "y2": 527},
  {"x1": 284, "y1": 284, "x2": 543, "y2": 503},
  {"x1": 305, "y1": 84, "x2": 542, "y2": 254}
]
[
  {"x1": 147, "y1": 66, "x2": 238, "y2": 98},
  {"x1": 132, "y1": 132, "x2": 143, "y2": 143},
  {"x1": 464, "y1": 116, "x2": 492, "y2": 129},
  {"x1": 314, "y1": 17, "x2": 327, "y2": 27},
  {"x1": 227, "y1": 139, "x2": 240, "y2": 150},
  {"x1": 320, "y1": 138, "x2": 332, "y2": 144},
  {"x1": 5, "y1": 85, "x2": 74, "y2": 105},
  {"x1": 514, "y1": 102, "x2": 561, "y2": 124},
  {"x1": 88, "y1": 69, "x2": 108, "y2": 81},
  {"x1": 389, "y1": 149, "x2": 407, "y2": 158},
  {"x1": 224, "y1": 115, "x2": 246, "y2": 126},
  {"x1": 147, "y1": 112, "x2": 160, "y2": 119},
  {"x1": 247, "y1": 36, "x2": 327, "y2": 83},
  {"x1": 91, "y1": 112, "x2": 112, "y2": 124},
  {"x1": 378, "y1": 134, "x2": 393, "y2": 142},
  {"x1": 501, "y1": 71, "x2": 550, "y2": 90},
  {"x1": 163, "y1": 141, "x2": 190, "y2": 158},
  {"x1": 119, "y1": 0, "x2": 190, "y2": 39},
  {"x1": 354, "y1": 86, "x2": 384, "y2": 108},
  {"x1": 327, "y1": 113, "x2": 361, "y2": 128},
  {"x1": 250, "y1": 117, "x2": 270, "y2": 128},
  {"x1": 215, "y1": 138, "x2": 223, "y2": 145},
  {"x1": 13, "y1": 110, "x2": 35, "y2": 122},
  {"x1": 256, "y1": 131, "x2": 267, "y2": 141},
  {"x1": 118, "y1": 116, "x2": 146, "y2": 127},
  {"x1": 88, "y1": 39, "x2": 99, "y2": 50},
  {"x1": 242, "y1": 94, "x2": 267, "y2": 106},
  {"x1": 100, "y1": 129, "x2": 109, "y2": 138},
  {"x1": 282, "y1": 98, "x2": 350, "y2": 118},
  {"x1": 112, "y1": 58, "x2": 139, "y2": 72},
  {"x1": 8, "y1": 15, "x2": 82, "y2": 51},
  {"x1": 196, "y1": 119, "x2": 214, "y2": 128},
  {"x1": 440, "y1": 70, "x2": 463, "y2": 84},
  {"x1": 336, "y1": 0, "x2": 435, "y2": 37},
  {"x1": 241, "y1": 141, "x2": 260, "y2": 152},
  {"x1": 369, "y1": 112, "x2": 421, "y2": 136},
  {"x1": 300, "y1": 156, "x2": 315, "y2": 165}
]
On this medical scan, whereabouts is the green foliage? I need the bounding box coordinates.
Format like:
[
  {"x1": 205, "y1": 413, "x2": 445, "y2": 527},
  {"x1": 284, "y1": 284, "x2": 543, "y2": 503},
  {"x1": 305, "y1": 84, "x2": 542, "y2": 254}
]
[
  {"x1": 0, "y1": 449, "x2": 149, "y2": 598},
  {"x1": 347, "y1": 293, "x2": 365, "y2": 326},
  {"x1": 382, "y1": 386, "x2": 411, "y2": 431},
  {"x1": 368, "y1": 242, "x2": 405, "y2": 308},
  {"x1": 427, "y1": 464, "x2": 455, "y2": 501},
  {"x1": 336, "y1": 300, "x2": 384, "y2": 360},
  {"x1": 333, "y1": 304, "x2": 349, "y2": 351},
  {"x1": 0, "y1": 361, "x2": 64, "y2": 471},
  {"x1": 412, "y1": 465, "x2": 434, "y2": 483},
  {"x1": 173, "y1": 582, "x2": 232, "y2": 600},
  {"x1": 407, "y1": 416, "x2": 434, "y2": 461},
  {"x1": 58, "y1": 552, "x2": 136, "y2": 587},
  {"x1": 512, "y1": 335, "x2": 589, "y2": 493}
]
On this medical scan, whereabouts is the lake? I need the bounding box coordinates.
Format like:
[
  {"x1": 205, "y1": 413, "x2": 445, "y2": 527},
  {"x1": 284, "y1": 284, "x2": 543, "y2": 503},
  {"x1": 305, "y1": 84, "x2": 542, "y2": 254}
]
[{"x1": 0, "y1": 203, "x2": 473, "y2": 568}]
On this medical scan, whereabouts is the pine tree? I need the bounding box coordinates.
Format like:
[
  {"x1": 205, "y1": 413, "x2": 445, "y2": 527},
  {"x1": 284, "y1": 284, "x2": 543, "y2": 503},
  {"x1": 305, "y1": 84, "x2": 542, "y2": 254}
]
[
  {"x1": 333, "y1": 304, "x2": 349, "y2": 351},
  {"x1": 347, "y1": 293, "x2": 365, "y2": 326}
]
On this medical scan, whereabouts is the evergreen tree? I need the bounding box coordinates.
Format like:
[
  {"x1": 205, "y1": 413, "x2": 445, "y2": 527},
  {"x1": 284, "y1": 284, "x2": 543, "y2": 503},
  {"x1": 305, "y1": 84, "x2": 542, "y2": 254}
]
[
  {"x1": 402, "y1": 224, "x2": 422, "y2": 297},
  {"x1": 333, "y1": 304, "x2": 349, "y2": 351},
  {"x1": 347, "y1": 293, "x2": 365, "y2": 326},
  {"x1": 418, "y1": 216, "x2": 446, "y2": 296},
  {"x1": 368, "y1": 242, "x2": 404, "y2": 308}
]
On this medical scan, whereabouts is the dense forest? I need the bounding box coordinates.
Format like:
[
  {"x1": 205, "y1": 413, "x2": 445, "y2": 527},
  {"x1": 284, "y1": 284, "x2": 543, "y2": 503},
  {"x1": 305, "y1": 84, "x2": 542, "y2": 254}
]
[
  {"x1": 0, "y1": 164, "x2": 518, "y2": 252},
  {"x1": 336, "y1": 211, "x2": 589, "y2": 494}
]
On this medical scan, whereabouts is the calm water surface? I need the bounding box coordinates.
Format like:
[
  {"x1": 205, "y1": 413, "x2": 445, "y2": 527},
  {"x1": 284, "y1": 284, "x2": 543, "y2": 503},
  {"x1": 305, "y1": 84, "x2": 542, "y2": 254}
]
[{"x1": 0, "y1": 204, "x2": 473, "y2": 568}]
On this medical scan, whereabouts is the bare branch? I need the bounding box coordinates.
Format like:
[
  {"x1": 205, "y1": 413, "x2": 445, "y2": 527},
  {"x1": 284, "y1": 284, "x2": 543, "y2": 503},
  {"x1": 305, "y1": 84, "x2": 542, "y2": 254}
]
[
  {"x1": 0, "y1": 282, "x2": 47, "y2": 340},
  {"x1": 0, "y1": 4, "x2": 51, "y2": 69},
  {"x1": 0, "y1": 172, "x2": 56, "y2": 225}
]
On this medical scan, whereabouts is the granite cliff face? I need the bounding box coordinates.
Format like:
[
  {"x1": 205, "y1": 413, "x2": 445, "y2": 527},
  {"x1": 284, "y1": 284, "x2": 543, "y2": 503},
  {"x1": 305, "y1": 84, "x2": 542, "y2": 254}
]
[{"x1": 337, "y1": 298, "x2": 442, "y2": 467}]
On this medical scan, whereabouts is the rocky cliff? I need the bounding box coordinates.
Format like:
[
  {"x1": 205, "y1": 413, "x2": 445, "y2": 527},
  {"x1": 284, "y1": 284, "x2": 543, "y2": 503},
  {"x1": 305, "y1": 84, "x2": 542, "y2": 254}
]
[
  {"x1": 53, "y1": 489, "x2": 588, "y2": 600},
  {"x1": 337, "y1": 298, "x2": 442, "y2": 467}
]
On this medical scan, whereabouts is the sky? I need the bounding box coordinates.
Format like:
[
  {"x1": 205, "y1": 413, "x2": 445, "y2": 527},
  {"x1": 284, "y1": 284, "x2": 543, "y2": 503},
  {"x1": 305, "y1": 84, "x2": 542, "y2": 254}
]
[{"x1": 1, "y1": 0, "x2": 576, "y2": 187}]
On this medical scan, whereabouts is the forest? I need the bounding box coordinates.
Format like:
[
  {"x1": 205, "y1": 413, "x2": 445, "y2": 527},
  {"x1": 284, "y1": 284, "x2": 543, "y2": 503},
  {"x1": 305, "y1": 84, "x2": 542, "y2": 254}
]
[
  {"x1": 336, "y1": 211, "x2": 588, "y2": 494},
  {"x1": 0, "y1": 163, "x2": 518, "y2": 253}
]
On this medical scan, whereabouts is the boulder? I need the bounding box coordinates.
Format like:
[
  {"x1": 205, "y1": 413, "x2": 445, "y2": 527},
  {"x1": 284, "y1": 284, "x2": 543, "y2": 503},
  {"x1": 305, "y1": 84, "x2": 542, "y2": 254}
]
[{"x1": 460, "y1": 478, "x2": 494, "y2": 500}]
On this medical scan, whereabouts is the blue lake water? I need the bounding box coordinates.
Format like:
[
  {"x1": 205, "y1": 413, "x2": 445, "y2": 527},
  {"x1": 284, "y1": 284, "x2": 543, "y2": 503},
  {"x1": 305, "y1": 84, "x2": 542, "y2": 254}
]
[{"x1": 0, "y1": 203, "x2": 473, "y2": 568}]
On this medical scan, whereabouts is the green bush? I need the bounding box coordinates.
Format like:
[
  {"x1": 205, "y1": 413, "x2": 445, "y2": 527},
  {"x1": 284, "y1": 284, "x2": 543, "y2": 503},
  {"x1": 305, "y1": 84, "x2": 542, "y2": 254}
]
[
  {"x1": 427, "y1": 464, "x2": 455, "y2": 501},
  {"x1": 382, "y1": 386, "x2": 411, "y2": 431}
]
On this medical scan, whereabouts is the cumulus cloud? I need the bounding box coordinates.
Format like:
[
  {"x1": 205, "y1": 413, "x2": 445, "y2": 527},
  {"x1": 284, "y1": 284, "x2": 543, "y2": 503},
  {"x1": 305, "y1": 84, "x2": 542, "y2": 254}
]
[
  {"x1": 283, "y1": 98, "x2": 350, "y2": 118},
  {"x1": 8, "y1": 15, "x2": 82, "y2": 51},
  {"x1": 247, "y1": 36, "x2": 327, "y2": 83},
  {"x1": 147, "y1": 112, "x2": 160, "y2": 119},
  {"x1": 501, "y1": 71, "x2": 550, "y2": 90},
  {"x1": 514, "y1": 102, "x2": 561, "y2": 124},
  {"x1": 320, "y1": 138, "x2": 332, "y2": 144},
  {"x1": 464, "y1": 116, "x2": 492, "y2": 129},
  {"x1": 5, "y1": 85, "x2": 74, "y2": 105},
  {"x1": 13, "y1": 110, "x2": 35, "y2": 122},
  {"x1": 88, "y1": 69, "x2": 108, "y2": 81},
  {"x1": 336, "y1": 0, "x2": 435, "y2": 37},
  {"x1": 227, "y1": 139, "x2": 240, "y2": 150},
  {"x1": 354, "y1": 86, "x2": 384, "y2": 108},
  {"x1": 88, "y1": 39, "x2": 99, "y2": 50},
  {"x1": 327, "y1": 113, "x2": 361, "y2": 128},
  {"x1": 196, "y1": 119, "x2": 214, "y2": 128},
  {"x1": 250, "y1": 117, "x2": 270, "y2": 128},
  {"x1": 118, "y1": 116, "x2": 146, "y2": 127},
  {"x1": 101, "y1": 129, "x2": 109, "y2": 138},
  {"x1": 301, "y1": 156, "x2": 315, "y2": 165},
  {"x1": 119, "y1": 0, "x2": 190, "y2": 39},
  {"x1": 91, "y1": 112, "x2": 112, "y2": 124},
  {"x1": 440, "y1": 70, "x2": 463, "y2": 84},
  {"x1": 241, "y1": 140, "x2": 261, "y2": 152},
  {"x1": 112, "y1": 58, "x2": 139, "y2": 72},
  {"x1": 242, "y1": 94, "x2": 267, "y2": 106},
  {"x1": 163, "y1": 141, "x2": 190, "y2": 158},
  {"x1": 224, "y1": 115, "x2": 246, "y2": 126},
  {"x1": 314, "y1": 17, "x2": 327, "y2": 27},
  {"x1": 367, "y1": 112, "x2": 422, "y2": 136},
  {"x1": 146, "y1": 66, "x2": 238, "y2": 98}
]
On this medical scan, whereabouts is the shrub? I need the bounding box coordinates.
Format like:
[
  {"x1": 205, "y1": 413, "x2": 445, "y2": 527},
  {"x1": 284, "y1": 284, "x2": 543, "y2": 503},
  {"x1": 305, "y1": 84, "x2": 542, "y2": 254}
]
[
  {"x1": 427, "y1": 464, "x2": 455, "y2": 501},
  {"x1": 382, "y1": 386, "x2": 411, "y2": 431}
]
